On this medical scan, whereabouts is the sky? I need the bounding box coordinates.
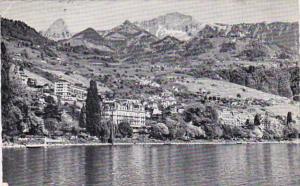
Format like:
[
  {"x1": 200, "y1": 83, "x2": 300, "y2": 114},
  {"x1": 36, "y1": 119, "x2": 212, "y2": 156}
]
[{"x1": 0, "y1": 0, "x2": 299, "y2": 33}]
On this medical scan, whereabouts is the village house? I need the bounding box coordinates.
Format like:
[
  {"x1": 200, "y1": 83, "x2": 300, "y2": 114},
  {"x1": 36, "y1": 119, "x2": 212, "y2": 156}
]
[
  {"x1": 69, "y1": 83, "x2": 87, "y2": 101},
  {"x1": 102, "y1": 99, "x2": 146, "y2": 133},
  {"x1": 10, "y1": 65, "x2": 28, "y2": 85},
  {"x1": 27, "y1": 78, "x2": 37, "y2": 87}
]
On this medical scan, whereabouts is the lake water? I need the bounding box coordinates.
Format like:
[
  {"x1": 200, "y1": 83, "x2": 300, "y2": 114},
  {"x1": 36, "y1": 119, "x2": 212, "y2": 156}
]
[{"x1": 3, "y1": 144, "x2": 300, "y2": 186}]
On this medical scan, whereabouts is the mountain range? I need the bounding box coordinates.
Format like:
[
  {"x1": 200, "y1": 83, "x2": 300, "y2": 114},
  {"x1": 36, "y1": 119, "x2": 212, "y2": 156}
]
[
  {"x1": 136, "y1": 12, "x2": 299, "y2": 51},
  {"x1": 2, "y1": 12, "x2": 299, "y2": 62}
]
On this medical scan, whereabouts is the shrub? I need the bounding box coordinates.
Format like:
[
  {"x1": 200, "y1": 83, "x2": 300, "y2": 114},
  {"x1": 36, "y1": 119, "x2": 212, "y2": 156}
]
[
  {"x1": 287, "y1": 112, "x2": 293, "y2": 124},
  {"x1": 150, "y1": 123, "x2": 169, "y2": 140},
  {"x1": 254, "y1": 114, "x2": 261, "y2": 126},
  {"x1": 118, "y1": 121, "x2": 133, "y2": 138}
]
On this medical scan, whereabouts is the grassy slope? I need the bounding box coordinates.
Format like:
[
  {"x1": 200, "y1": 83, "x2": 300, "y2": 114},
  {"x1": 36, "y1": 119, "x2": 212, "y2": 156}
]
[{"x1": 176, "y1": 77, "x2": 300, "y2": 123}]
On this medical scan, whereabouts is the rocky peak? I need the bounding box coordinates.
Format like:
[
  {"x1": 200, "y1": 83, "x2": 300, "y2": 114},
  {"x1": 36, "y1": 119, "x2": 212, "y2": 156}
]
[
  {"x1": 136, "y1": 12, "x2": 200, "y2": 40},
  {"x1": 73, "y1": 27, "x2": 103, "y2": 40},
  {"x1": 43, "y1": 18, "x2": 72, "y2": 41}
]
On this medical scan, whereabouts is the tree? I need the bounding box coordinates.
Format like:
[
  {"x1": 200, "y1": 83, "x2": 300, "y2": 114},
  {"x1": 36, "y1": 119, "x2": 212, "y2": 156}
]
[
  {"x1": 118, "y1": 121, "x2": 133, "y2": 138},
  {"x1": 79, "y1": 105, "x2": 86, "y2": 128},
  {"x1": 43, "y1": 96, "x2": 61, "y2": 121},
  {"x1": 254, "y1": 114, "x2": 261, "y2": 126},
  {"x1": 86, "y1": 80, "x2": 102, "y2": 137},
  {"x1": 287, "y1": 112, "x2": 293, "y2": 125},
  {"x1": 96, "y1": 118, "x2": 111, "y2": 142},
  {"x1": 41, "y1": 52, "x2": 44, "y2": 60},
  {"x1": 44, "y1": 118, "x2": 59, "y2": 135},
  {"x1": 22, "y1": 49, "x2": 29, "y2": 59}
]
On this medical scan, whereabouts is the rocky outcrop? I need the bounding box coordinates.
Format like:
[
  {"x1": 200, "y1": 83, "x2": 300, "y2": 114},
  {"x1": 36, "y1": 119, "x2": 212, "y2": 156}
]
[
  {"x1": 192, "y1": 65, "x2": 299, "y2": 100},
  {"x1": 136, "y1": 12, "x2": 200, "y2": 40},
  {"x1": 217, "y1": 66, "x2": 299, "y2": 99}
]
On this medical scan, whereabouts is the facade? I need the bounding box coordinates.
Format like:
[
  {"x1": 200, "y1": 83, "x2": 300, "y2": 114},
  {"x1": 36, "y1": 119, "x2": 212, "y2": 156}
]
[
  {"x1": 54, "y1": 80, "x2": 87, "y2": 101},
  {"x1": 27, "y1": 78, "x2": 37, "y2": 87},
  {"x1": 70, "y1": 83, "x2": 87, "y2": 101},
  {"x1": 54, "y1": 80, "x2": 71, "y2": 99},
  {"x1": 12, "y1": 66, "x2": 28, "y2": 84},
  {"x1": 103, "y1": 99, "x2": 146, "y2": 132}
]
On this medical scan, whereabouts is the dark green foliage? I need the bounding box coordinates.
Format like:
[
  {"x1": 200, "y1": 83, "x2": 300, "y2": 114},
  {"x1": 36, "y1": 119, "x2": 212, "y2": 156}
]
[
  {"x1": 1, "y1": 18, "x2": 51, "y2": 45},
  {"x1": 287, "y1": 112, "x2": 293, "y2": 124},
  {"x1": 222, "y1": 124, "x2": 249, "y2": 139},
  {"x1": 283, "y1": 126, "x2": 298, "y2": 139},
  {"x1": 254, "y1": 114, "x2": 261, "y2": 126},
  {"x1": 183, "y1": 104, "x2": 219, "y2": 126},
  {"x1": 86, "y1": 80, "x2": 102, "y2": 137},
  {"x1": 168, "y1": 125, "x2": 185, "y2": 140},
  {"x1": 79, "y1": 105, "x2": 87, "y2": 128},
  {"x1": 202, "y1": 124, "x2": 223, "y2": 139},
  {"x1": 220, "y1": 42, "x2": 236, "y2": 53},
  {"x1": 43, "y1": 96, "x2": 61, "y2": 121},
  {"x1": 185, "y1": 38, "x2": 213, "y2": 56},
  {"x1": 150, "y1": 123, "x2": 169, "y2": 140},
  {"x1": 44, "y1": 118, "x2": 59, "y2": 135},
  {"x1": 2, "y1": 42, "x2": 44, "y2": 136},
  {"x1": 244, "y1": 118, "x2": 254, "y2": 130},
  {"x1": 96, "y1": 119, "x2": 111, "y2": 142},
  {"x1": 1, "y1": 43, "x2": 24, "y2": 135},
  {"x1": 118, "y1": 121, "x2": 133, "y2": 138},
  {"x1": 1, "y1": 42, "x2": 11, "y2": 104}
]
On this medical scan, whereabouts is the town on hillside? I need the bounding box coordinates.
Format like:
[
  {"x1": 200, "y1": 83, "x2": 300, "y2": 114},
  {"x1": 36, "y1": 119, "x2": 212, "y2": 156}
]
[{"x1": 1, "y1": 12, "x2": 300, "y2": 145}]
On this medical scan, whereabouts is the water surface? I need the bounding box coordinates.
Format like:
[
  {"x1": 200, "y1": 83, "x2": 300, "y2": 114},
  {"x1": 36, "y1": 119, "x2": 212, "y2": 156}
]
[{"x1": 3, "y1": 144, "x2": 300, "y2": 186}]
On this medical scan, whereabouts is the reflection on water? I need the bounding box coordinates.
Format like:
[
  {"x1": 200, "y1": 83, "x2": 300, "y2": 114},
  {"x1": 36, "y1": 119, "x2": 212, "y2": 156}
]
[{"x1": 3, "y1": 144, "x2": 300, "y2": 186}]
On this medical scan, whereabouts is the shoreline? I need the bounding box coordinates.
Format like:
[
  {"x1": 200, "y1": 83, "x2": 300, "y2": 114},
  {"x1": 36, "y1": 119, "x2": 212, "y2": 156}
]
[{"x1": 2, "y1": 139, "x2": 300, "y2": 148}]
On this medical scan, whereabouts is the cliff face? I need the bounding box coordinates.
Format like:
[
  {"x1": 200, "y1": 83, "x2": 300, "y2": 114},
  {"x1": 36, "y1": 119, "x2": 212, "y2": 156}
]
[
  {"x1": 219, "y1": 66, "x2": 299, "y2": 100},
  {"x1": 193, "y1": 65, "x2": 300, "y2": 100}
]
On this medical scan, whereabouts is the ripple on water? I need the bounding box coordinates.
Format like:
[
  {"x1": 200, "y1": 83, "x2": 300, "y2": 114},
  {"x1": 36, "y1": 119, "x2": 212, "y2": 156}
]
[{"x1": 3, "y1": 144, "x2": 300, "y2": 186}]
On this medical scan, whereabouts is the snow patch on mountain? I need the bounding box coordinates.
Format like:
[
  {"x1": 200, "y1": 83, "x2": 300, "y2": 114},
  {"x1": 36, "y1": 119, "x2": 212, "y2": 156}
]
[{"x1": 156, "y1": 25, "x2": 191, "y2": 41}]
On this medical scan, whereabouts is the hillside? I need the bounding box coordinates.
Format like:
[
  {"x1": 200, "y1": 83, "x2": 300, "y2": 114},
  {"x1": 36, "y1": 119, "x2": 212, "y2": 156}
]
[
  {"x1": 1, "y1": 18, "x2": 52, "y2": 46},
  {"x1": 61, "y1": 27, "x2": 113, "y2": 54},
  {"x1": 1, "y1": 16, "x2": 299, "y2": 142}
]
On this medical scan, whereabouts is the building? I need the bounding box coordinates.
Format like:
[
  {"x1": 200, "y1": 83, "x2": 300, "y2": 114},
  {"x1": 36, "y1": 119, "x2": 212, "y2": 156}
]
[
  {"x1": 54, "y1": 80, "x2": 71, "y2": 99},
  {"x1": 103, "y1": 99, "x2": 146, "y2": 132},
  {"x1": 11, "y1": 66, "x2": 28, "y2": 84},
  {"x1": 54, "y1": 80, "x2": 87, "y2": 101},
  {"x1": 69, "y1": 83, "x2": 87, "y2": 101},
  {"x1": 27, "y1": 78, "x2": 37, "y2": 87}
]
